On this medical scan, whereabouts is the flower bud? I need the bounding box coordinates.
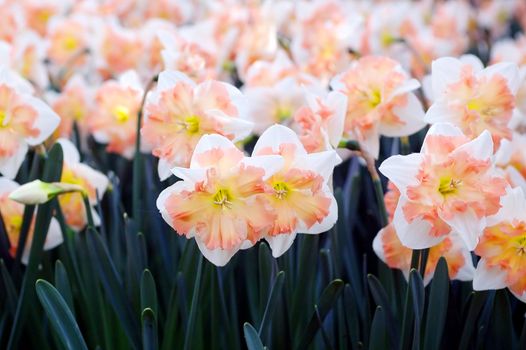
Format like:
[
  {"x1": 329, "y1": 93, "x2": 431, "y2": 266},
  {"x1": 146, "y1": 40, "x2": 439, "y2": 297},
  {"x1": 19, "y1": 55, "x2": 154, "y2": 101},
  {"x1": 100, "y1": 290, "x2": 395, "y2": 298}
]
[{"x1": 8, "y1": 180, "x2": 85, "y2": 205}]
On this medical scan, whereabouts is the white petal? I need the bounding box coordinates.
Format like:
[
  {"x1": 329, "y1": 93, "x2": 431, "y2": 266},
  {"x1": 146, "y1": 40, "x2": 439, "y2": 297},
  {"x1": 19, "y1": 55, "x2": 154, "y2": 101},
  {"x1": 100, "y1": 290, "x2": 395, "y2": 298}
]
[
  {"x1": 480, "y1": 62, "x2": 520, "y2": 94},
  {"x1": 0, "y1": 141, "x2": 28, "y2": 179},
  {"x1": 378, "y1": 153, "x2": 424, "y2": 195},
  {"x1": 451, "y1": 129, "x2": 493, "y2": 161},
  {"x1": 302, "y1": 192, "x2": 338, "y2": 234},
  {"x1": 421, "y1": 122, "x2": 464, "y2": 154},
  {"x1": 170, "y1": 167, "x2": 207, "y2": 183},
  {"x1": 388, "y1": 78, "x2": 420, "y2": 99},
  {"x1": 118, "y1": 70, "x2": 144, "y2": 92},
  {"x1": 43, "y1": 218, "x2": 64, "y2": 251},
  {"x1": 158, "y1": 158, "x2": 173, "y2": 181},
  {"x1": 359, "y1": 130, "x2": 380, "y2": 159},
  {"x1": 70, "y1": 163, "x2": 109, "y2": 203},
  {"x1": 241, "y1": 155, "x2": 284, "y2": 180},
  {"x1": 472, "y1": 259, "x2": 508, "y2": 291},
  {"x1": 293, "y1": 150, "x2": 341, "y2": 183},
  {"x1": 372, "y1": 227, "x2": 387, "y2": 263},
  {"x1": 424, "y1": 101, "x2": 456, "y2": 124},
  {"x1": 265, "y1": 232, "x2": 297, "y2": 257},
  {"x1": 0, "y1": 177, "x2": 19, "y2": 195},
  {"x1": 56, "y1": 138, "x2": 81, "y2": 164},
  {"x1": 441, "y1": 208, "x2": 484, "y2": 251},
  {"x1": 23, "y1": 96, "x2": 60, "y2": 146},
  {"x1": 253, "y1": 124, "x2": 307, "y2": 157},
  {"x1": 392, "y1": 196, "x2": 446, "y2": 249},
  {"x1": 195, "y1": 237, "x2": 237, "y2": 266},
  {"x1": 431, "y1": 57, "x2": 463, "y2": 97},
  {"x1": 189, "y1": 134, "x2": 240, "y2": 169},
  {"x1": 486, "y1": 186, "x2": 526, "y2": 225},
  {"x1": 459, "y1": 54, "x2": 484, "y2": 72},
  {"x1": 380, "y1": 93, "x2": 426, "y2": 137},
  {"x1": 157, "y1": 70, "x2": 195, "y2": 92},
  {"x1": 205, "y1": 109, "x2": 254, "y2": 142},
  {"x1": 325, "y1": 91, "x2": 347, "y2": 148},
  {"x1": 449, "y1": 233, "x2": 476, "y2": 281}
]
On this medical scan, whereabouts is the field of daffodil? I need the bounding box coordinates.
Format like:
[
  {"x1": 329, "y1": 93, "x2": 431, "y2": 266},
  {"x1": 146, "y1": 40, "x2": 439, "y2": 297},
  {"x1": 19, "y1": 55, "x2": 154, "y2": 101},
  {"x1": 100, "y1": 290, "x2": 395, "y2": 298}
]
[{"x1": 0, "y1": 0, "x2": 526, "y2": 349}]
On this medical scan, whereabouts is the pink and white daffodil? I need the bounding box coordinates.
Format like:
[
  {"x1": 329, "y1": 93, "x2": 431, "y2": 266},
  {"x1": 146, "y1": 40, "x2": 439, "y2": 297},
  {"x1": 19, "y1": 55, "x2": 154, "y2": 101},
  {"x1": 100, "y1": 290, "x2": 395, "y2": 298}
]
[
  {"x1": 330, "y1": 55, "x2": 426, "y2": 158},
  {"x1": 157, "y1": 134, "x2": 283, "y2": 266},
  {"x1": 253, "y1": 125, "x2": 341, "y2": 257},
  {"x1": 473, "y1": 187, "x2": 526, "y2": 303},
  {"x1": 0, "y1": 67, "x2": 60, "y2": 179},
  {"x1": 379, "y1": 123, "x2": 508, "y2": 250},
  {"x1": 425, "y1": 55, "x2": 520, "y2": 149},
  {"x1": 142, "y1": 71, "x2": 253, "y2": 180}
]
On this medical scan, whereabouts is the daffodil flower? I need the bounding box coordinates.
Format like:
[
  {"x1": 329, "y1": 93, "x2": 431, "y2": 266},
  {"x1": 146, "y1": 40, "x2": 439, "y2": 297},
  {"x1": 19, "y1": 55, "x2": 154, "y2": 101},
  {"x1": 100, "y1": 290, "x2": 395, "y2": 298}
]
[
  {"x1": 142, "y1": 70, "x2": 253, "y2": 180},
  {"x1": 157, "y1": 134, "x2": 283, "y2": 266},
  {"x1": 252, "y1": 125, "x2": 341, "y2": 257},
  {"x1": 473, "y1": 187, "x2": 526, "y2": 303},
  {"x1": 379, "y1": 123, "x2": 508, "y2": 250}
]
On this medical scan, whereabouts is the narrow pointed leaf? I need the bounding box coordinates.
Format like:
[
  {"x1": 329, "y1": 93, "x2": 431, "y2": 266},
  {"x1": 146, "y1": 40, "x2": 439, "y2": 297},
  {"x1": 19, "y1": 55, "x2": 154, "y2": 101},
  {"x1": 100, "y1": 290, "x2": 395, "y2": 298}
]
[
  {"x1": 35, "y1": 279, "x2": 88, "y2": 350},
  {"x1": 86, "y1": 227, "x2": 141, "y2": 349},
  {"x1": 258, "y1": 271, "x2": 285, "y2": 336},
  {"x1": 367, "y1": 274, "x2": 400, "y2": 347},
  {"x1": 142, "y1": 308, "x2": 158, "y2": 350},
  {"x1": 244, "y1": 322, "x2": 265, "y2": 350},
  {"x1": 423, "y1": 258, "x2": 449, "y2": 350},
  {"x1": 297, "y1": 279, "x2": 344, "y2": 350},
  {"x1": 54, "y1": 260, "x2": 74, "y2": 316},
  {"x1": 141, "y1": 269, "x2": 158, "y2": 316},
  {"x1": 369, "y1": 306, "x2": 388, "y2": 350}
]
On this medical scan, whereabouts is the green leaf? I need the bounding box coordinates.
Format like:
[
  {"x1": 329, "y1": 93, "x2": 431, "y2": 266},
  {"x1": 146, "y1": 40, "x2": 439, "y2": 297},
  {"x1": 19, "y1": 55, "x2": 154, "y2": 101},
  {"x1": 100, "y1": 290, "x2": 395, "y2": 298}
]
[
  {"x1": 409, "y1": 269, "x2": 424, "y2": 350},
  {"x1": 459, "y1": 291, "x2": 488, "y2": 350},
  {"x1": 35, "y1": 279, "x2": 88, "y2": 350},
  {"x1": 86, "y1": 227, "x2": 141, "y2": 349},
  {"x1": 183, "y1": 254, "x2": 203, "y2": 350},
  {"x1": 244, "y1": 322, "x2": 265, "y2": 350},
  {"x1": 142, "y1": 308, "x2": 158, "y2": 350},
  {"x1": 54, "y1": 260, "x2": 74, "y2": 316},
  {"x1": 423, "y1": 258, "x2": 449, "y2": 350},
  {"x1": 140, "y1": 269, "x2": 158, "y2": 316},
  {"x1": 369, "y1": 306, "x2": 388, "y2": 350},
  {"x1": 0, "y1": 259, "x2": 18, "y2": 316},
  {"x1": 258, "y1": 243, "x2": 273, "y2": 319},
  {"x1": 296, "y1": 279, "x2": 344, "y2": 350},
  {"x1": 485, "y1": 290, "x2": 514, "y2": 349},
  {"x1": 367, "y1": 274, "x2": 400, "y2": 347},
  {"x1": 7, "y1": 143, "x2": 63, "y2": 350},
  {"x1": 258, "y1": 271, "x2": 285, "y2": 336}
]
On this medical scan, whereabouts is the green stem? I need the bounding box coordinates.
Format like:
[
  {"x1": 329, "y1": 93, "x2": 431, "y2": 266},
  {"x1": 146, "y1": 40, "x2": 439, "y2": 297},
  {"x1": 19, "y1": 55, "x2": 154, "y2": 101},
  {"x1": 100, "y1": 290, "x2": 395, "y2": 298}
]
[
  {"x1": 183, "y1": 254, "x2": 204, "y2": 350},
  {"x1": 82, "y1": 194, "x2": 95, "y2": 229},
  {"x1": 132, "y1": 75, "x2": 158, "y2": 231},
  {"x1": 400, "y1": 250, "x2": 421, "y2": 350}
]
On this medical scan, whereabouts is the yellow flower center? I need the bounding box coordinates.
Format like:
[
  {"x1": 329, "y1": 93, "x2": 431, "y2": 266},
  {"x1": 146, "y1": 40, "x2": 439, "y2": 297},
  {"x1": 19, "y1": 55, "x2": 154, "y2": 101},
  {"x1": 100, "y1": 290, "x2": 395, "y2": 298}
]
[
  {"x1": 8, "y1": 215, "x2": 23, "y2": 233},
  {"x1": 380, "y1": 32, "x2": 397, "y2": 48},
  {"x1": 183, "y1": 115, "x2": 200, "y2": 134},
  {"x1": 113, "y1": 105, "x2": 131, "y2": 123},
  {"x1": 369, "y1": 89, "x2": 382, "y2": 108},
  {"x1": 0, "y1": 110, "x2": 6, "y2": 127},
  {"x1": 438, "y1": 177, "x2": 462, "y2": 196},
  {"x1": 63, "y1": 36, "x2": 78, "y2": 51},
  {"x1": 212, "y1": 189, "x2": 233, "y2": 209},
  {"x1": 275, "y1": 105, "x2": 292, "y2": 122},
  {"x1": 515, "y1": 236, "x2": 526, "y2": 256},
  {"x1": 273, "y1": 181, "x2": 290, "y2": 200}
]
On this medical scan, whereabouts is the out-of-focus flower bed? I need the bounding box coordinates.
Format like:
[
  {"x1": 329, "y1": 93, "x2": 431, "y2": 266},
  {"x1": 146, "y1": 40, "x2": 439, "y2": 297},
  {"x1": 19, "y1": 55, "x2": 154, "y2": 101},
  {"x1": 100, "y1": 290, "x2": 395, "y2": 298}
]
[{"x1": 0, "y1": 0, "x2": 525, "y2": 349}]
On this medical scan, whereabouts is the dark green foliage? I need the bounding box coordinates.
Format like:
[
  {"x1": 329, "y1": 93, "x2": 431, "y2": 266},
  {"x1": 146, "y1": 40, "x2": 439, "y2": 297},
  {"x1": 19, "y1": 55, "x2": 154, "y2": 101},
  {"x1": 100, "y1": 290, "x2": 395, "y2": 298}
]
[{"x1": 0, "y1": 135, "x2": 524, "y2": 350}]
